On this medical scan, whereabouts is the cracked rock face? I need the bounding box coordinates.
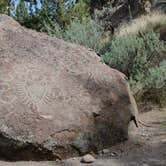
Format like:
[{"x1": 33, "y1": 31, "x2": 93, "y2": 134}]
[{"x1": 0, "y1": 14, "x2": 138, "y2": 161}]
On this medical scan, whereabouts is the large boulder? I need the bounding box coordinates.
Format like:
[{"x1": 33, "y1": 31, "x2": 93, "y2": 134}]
[{"x1": 0, "y1": 15, "x2": 138, "y2": 161}]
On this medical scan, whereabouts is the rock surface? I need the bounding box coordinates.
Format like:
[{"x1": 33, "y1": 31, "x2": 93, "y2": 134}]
[
  {"x1": 81, "y1": 154, "x2": 95, "y2": 163},
  {"x1": 0, "y1": 15, "x2": 138, "y2": 161}
]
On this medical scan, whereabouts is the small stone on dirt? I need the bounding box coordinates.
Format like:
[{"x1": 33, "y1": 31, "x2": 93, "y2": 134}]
[
  {"x1": 81, "y1": 154, "x2": 95, "y2": 163},
  {"x1": 110, "y1": 152, "x2": 118, "y2": 157},
  {"x1": 161, "y1": 139, "x2": 166, "y2": 143},
  {"x1": 142, "y1": 164, "x2": 149, "y2": 166}
]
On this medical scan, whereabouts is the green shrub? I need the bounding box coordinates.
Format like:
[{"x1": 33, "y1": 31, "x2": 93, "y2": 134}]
[
  {"x1": 101, "y1": 12, "x2": 166, "y2": 105},
  {"x1": 63, "y1": 18, "x2": 104, "y2": 51},
  {"x1": 102, "y1": 31, "x2": 166, "y2": 100},
  {"x1": 146, "y1": 60, "x2": 166, "y2": 89},
  {"x1": 42, "y1": 16, "x2": 63, "y2": 38},
  {"x1": 141, "y1": 61, "x2": 166, "y2": 106}
]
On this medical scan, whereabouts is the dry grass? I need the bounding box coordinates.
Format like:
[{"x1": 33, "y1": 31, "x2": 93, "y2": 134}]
[{"x1": 116, "y1": 11, "x2": 166, "y2": 37}]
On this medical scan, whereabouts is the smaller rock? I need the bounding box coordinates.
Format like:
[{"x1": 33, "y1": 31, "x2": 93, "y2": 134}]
[
  {"x1": 142, "y1": 164, "x2": 149, "y2": 166},
  {"x1": 110, "y1": 152, "x2": 118, "y2": 157},
  {"x1": 81, "y1": 154, "x2": 95, "y2": 163},
  {"x1": 161, "y1": 139, "x2": 166, "y2": 143}
]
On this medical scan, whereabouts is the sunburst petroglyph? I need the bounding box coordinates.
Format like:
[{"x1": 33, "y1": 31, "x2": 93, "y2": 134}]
[{"x1": 0, "y1": 59, "x2": 57, "y2": 111}]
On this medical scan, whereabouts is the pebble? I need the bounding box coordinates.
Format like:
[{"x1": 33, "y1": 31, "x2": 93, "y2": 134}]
[
  {"x1": 161, "y1": 139, "x2": 166, "y2": 143},
  {"x1": 142, "y1": 164, "x2": 149, "y2": 166},
  {"x1": 110, "y1": 152, "x2": 118, "y2": 157},
  {"x1": 81, "y1": 154, "x2": 95, "y2": 163}
]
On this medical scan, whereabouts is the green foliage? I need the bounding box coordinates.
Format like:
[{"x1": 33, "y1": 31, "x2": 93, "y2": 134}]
[
  {"x1": 63, "y1": 18, "x2": 104, "y2": 51},
  {"x1": 141, "y1": 61, "x2": 166, "y2": 106},
  {"x1": 67, "y1": 0, "x2": 90, "y2": 22},
  {"x1": 146, "y1": 60, "x2": 166, "y2": 90},
  {"x1": 54, "y1": 0, "x2": 68, "y2": 27},
  {"x1": 14, "y1": 1, "x2": 53, "y2": 31},
  {"x1": 0, "y1": 0, "x2": 8, "y2": 14},
  {"x1": 13, "y1": 1, "x2": 58, "y2": 34},
  {"x1": 102, "y1": 31, "x2": 166, "y2": 99},
  {"x1": 55, "y1": 0, "x2": 90, "y2": 28},
  {"x1": 15, "y1": 0, "x2": 29, "y2": 23},
  {"x1": 12, "y1": 0, "x2": 90, "y2": 33},
  {"x1": 0, "y1": 0, "x2": 13, "y2": 15}
]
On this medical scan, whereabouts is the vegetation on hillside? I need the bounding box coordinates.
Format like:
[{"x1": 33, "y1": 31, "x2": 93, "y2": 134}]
[
  {"x1": 63, "y1": 18, "x2": 104, "y2": 51},
  {"x1": 102, "y1": 12, "x2": 166, "y2": 105}
]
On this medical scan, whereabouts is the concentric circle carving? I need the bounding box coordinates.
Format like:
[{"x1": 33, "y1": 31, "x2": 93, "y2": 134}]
[{"x1": 0, "y1": 59, "x2": 57, "y2": 111}]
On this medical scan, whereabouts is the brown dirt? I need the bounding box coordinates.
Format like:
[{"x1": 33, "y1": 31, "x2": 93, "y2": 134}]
[{"x1": 0, "y1": 107, "x2": 165, "y2": 166}]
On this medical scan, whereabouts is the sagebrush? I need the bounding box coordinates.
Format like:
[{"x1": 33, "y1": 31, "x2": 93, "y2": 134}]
[
  {"x1": 63, "y1": 19, "x2": 104, "y2": 51},
  {"x1": 102, "y1": 30, "x2": 166, "y2": 103}
]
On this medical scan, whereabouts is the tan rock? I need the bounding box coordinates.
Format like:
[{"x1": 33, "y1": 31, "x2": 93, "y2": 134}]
[{"x1": 81, "y1": 154, "x2": 95, "y2": 163}]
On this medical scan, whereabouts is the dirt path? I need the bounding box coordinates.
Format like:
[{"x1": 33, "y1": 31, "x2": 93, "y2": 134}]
[
  {"x1": 0, "y1": 108, "x2": 165, "y2": 166},
  {"x1": 58, "y1": 107, "x2": 166, "y2": 166}
]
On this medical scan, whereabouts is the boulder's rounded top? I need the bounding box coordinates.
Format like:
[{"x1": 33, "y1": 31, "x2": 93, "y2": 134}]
[
  {"x1": 0, "y1": 14, "x2": 18, "y2": 23},
  {"x1": 0, "y1": 14, "x2": 21, "y2": 33},
  {"x1": 0, "y1": 14, "x2": 11, "y2": 21}
]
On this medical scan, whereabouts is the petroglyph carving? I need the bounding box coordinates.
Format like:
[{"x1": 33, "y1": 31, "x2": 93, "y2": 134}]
[{"x1": 0, "y1": 60, "x2": 57, "y2": 111}]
